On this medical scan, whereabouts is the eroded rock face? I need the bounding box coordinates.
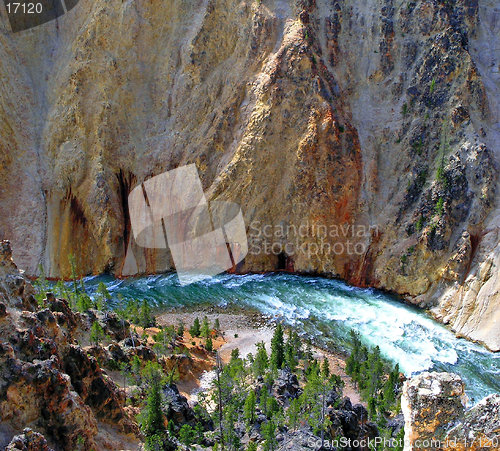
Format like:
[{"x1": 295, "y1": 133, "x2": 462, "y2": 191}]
[
  {"x1": 272, "y1": 368, "x2": 302, "y2": 404},
  {"x1": 6, "y1": 428, "x2": 54, "y2": 451},
  {"x1": 402, "y1": 372, "x2": 467, "y2": 449},
  {"x1": 1, "y1": 1, "x2": 500, "y2": 346},
  {"x1": 401, "y1": 372, "x2": 500, "y2": 451},
  {"x1": 0, "y1": 242, "x2": 138, "y2": 449},
  {"x1": 444, "y1": 394, "x2": 500, "y2": 451}
]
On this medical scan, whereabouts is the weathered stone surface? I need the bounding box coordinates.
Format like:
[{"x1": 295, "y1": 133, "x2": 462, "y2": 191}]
[
  {"x1": 163, "y1": 383, "x2": 196, "y2": 427},
  {"x1": 444, "y1": 393, "x2": 500, "y2": 451},
  {"x1": 272, "y1": 367, "x2": 302, "y2": 404},
  {"x1": 0, "y1": 241, "x2": 139, "y2": 449},
  {"x1": 5, "y1": 428, "x2": 54, "y2": 451},
  {"x1": 401, "y1": 372, "x2": 500, "y2": 451},
  {"x1": 402, "y1": 372, "x2": 467, "y2": 449}
]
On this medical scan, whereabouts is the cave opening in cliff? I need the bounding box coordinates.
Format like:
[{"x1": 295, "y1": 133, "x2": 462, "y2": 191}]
[{"x1": 276, "y1": 251, "x2": 289, "y2": 271}]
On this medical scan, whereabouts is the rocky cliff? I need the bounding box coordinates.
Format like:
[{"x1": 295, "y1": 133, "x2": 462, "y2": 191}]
[
  {"x1": 402, "y1": 372, "x2": 500, "y2": 451},
  {"x1": 0, "y1": 241, "x2": 141, "y2": 449},
  {"x1": 1, "y1": 0, "x2": 500, "y2": 348}
]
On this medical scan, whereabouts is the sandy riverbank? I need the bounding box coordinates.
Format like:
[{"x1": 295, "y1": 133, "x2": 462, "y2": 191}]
[{"x1": 155, "y1": 307, "x2": 361, "y2": 404}]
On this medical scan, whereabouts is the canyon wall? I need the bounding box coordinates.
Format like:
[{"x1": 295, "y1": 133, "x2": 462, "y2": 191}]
[{"x1": 1, "y1": 0, "x2": 500, "y2": 347}]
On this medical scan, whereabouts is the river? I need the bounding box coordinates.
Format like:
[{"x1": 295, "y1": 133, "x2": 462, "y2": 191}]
[{"x1": 82, "y1": 272, "x2": 500, "y2": 405}]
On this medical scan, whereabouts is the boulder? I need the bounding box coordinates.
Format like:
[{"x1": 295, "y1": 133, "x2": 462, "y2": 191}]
[
  {"x1": 273, "y1": 368, "x2": 302, "y2": 404},
  {"x1": 5, "y1": 428, "x2": 54, "y2": 451},
  {"x1": 402, "y1": 372, "x2": 467, "y2": 450},
  {"x1": 163, "y1": 384, "x2": 196, "y2": 426}
]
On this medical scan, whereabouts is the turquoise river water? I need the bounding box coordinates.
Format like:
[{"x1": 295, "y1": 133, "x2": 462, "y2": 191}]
[{"x1": 82, "y1": 272, "x2": 500, "y2": 405}]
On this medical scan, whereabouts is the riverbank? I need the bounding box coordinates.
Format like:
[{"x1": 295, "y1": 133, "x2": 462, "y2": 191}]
[{"x1": 153, "y1": 305, "x2": 362, "y2": 404}]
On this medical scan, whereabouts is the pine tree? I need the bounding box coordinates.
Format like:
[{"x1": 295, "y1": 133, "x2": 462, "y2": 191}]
[
  {"x1": 206, "y1": 337, "x2": 213, "y2": 352},
  {"x1": 76, "y1": 278, "x2": 92, "y2": 313},
  {"x1": 285, "y1": 329, "x2": 298, "y2": 371},
  {"x1": 368, "y1": 396, "x2": 377, "y2": 419},
  {"x1": 260, "y1": 387, "x2": 269, "y2": 416},
  {"x1": 195, "y1": 422, "x2": 204, "y2": 445},
  {"x1": 145, "y1": 434, "x2": 164, "y2": 451},
  {"x1": 300, "y1": 367, "x2": 333, "y2": 446},
  {"x1": 95, "y1": 281, "x2": 111, "y2": 310},
  {"x1": 213, "y1": 318, "x2": 221, "y2": 331},
  {"x1": 190, "y1": 317, "x2": 201, "y2": 337},
  {"x1": 243, "y1": 390, "x2": 256, "y2": 426},
  {"x1": 140, "y1": 300, "x2": 154, "y2": 328},
  {"x1": 131, "y1": 355, "x2": 142, "y2": 384},
  {"x1": 287, "y1": 397, "x2": 301, "y2": 431},
  {"x1": 223, "y1": 404, "x2": 241, "y2": 451},
  {"x1": 253, "y1": 342, "x2": 269, "y2": 376},
  {"x1": 321, "y1": 357, "x2": 330, "y2": 379},
  {"x1": 141, "y1": 364, "x2": 165, "y2": 440},
  {"x1": 262, "y1": 420, "x2": 277, "y2": 451},
  {"x1": 201, "y1": 316, "x2": 211, "y2": 338},
  {"x1": 90, "y1": 320, "x2": 105, "y2": 346},
  {"x1": 177, "y1": 321, "x2": 185, "y2": 338},
  {"x1": 271, "y1": 323, "x2": 285, "y2": 370},
  {"x1": 167, "y1": 420, "x2": 175, "y2": 437},
  {"x1": 179, "y1": 424, "x2": 195, "y2": 448}
]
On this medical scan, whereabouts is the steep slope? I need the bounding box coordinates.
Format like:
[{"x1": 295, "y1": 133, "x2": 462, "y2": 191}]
[
  {"x1": 0, "y1": 241, "x2": 140, "y2": 449},
  {"x1": 0, "y1": 0, "x2": 500, "y2": 348}
]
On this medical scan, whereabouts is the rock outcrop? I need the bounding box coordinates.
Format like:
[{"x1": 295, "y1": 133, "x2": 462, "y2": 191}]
[
  {"x1": 5, "y1": 428, "x2": 55, "y2": 451},
  {"x1": 0, "y1": 241, "x2": 139, "y2": 450},
  {"x1": 402, "y1": 372, "x2": 500, "y2": 451}
]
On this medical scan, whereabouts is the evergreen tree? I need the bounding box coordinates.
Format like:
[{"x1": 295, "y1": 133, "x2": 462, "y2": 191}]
[
  {"x1": 95, "y1": 281, "x2": 111, "y2": 310},
  {"x1": 262, "y1": 420, "x2": 277, "y2": 451},
  {"x1": 206, "y1": 337, "x2": 214, "y2": 352},
  {"x1": 69, "y1": 253, "x2": 79, "y2": 303},
  {"x1": 177, "y1": 321, "x2": 185, "y2": 338},
  {"x1": 291, "y1": 331, "x2": 302, "y2": 358},
  {"x1": 253, "y1": 342, "x2": 269, "y2": 376},
  {"x1": 321, "y1": 357, "x2": 330, "y2": 379},
  {"x1": 260, "y1": 387, "x2": 269, "y2": 416},
  {"x1": 145, "y1": 434, "x2": 164, "y2": 451},
  {"x1": 270, "y1": 323, "x2": 285, "y2": 370},
  {"x1": 179, "y1": 424, "x2": 196, "y2": 448},
  {"x1": 285, "y1": 329, "x2": 298, "y2": 371},
  {"x1": 190, "y1": 317, "x2": 201, "y2": 337},
  {"x1": 223, "y1": 404, "x2": 241, "y2": 451},
  {"x1": 201, "y1": 316, "x2": 211, "y2": 338},
  {"x1": 76, "y1": 282, "x2": 92, "y2": 312},
  {"x1": 243, "y1": 390, "x2": 256, "y2": 426},
  {"x1": 287, "y1": 398, "x2": 301, "y2": 431},
  {"x1": 212, "y1": 353, "x2": 228, "y2": 450},
  {"x1": 213, "y1": 318, "x2": 221, "y2": 331},
  {"x1": 131, "y1": 355, "x2": 142, "y2": 384},
  {"x1": 195, "y1": 422, "x2": 204, "y2": 444},
  {"x1": 167, "y1": 420, "x2": 175, "y2": 437},
  {"x1": 90, "y1": 320, "x2": 105, "y2": 346},
  {"x1": 140, "y1": 363, "x2": 165, "y2": 441},
  {"x1": 368, "y1": 396, "x2": 377, "y2": 419},
  {"x1": 299, "y1": 367, "x2": 333, "y2": 446},
  {"x1": 140, "y1": 300, "x2": 154, "y2": 328},
  {"x1": 383, "y1": 363, "x2": 400, "y2": 410}
]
